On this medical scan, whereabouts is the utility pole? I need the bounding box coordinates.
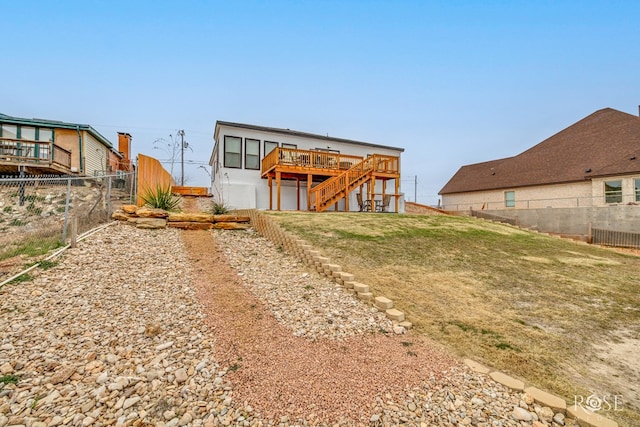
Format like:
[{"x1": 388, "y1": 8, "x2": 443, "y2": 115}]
[
  {"x1": 178, "y1": 130, "x2": 185, "y2": 186},
  {"x1": 414, "y1": 175, "x2": 417, "y2": 204}
]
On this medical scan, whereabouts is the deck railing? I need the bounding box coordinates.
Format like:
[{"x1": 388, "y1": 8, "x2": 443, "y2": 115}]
[
  {"x1": 309, "y1": 154, "x2": 400, "y2": 211},
  {"x1": 0, "y1": 138, "x2": 72, "y2": 169},
  {"x1": 52, "y1": 144, "x2": 72, "y2": 168},
  {"x1": 262, "y1": 147, "x2": 363, "y2": 175}
]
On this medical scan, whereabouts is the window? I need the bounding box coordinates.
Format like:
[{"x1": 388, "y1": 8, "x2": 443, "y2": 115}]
[
  {"x1": 20, "y1": 142, "x2": 35, "y2": 157},
  {"x1": 1, "y1": 124, "x2": 17, "y2": 139},
  {"x1": 39, "y1": 145, "x2": 50, "y2": 160},
  {"x1": 504, "y1": 191, "x2": 515, "y2": 208},
  {"x1": 604, "y1": 180, "x2": 622, "y2": 203},
  {"x1": 314, "y1": 147, "x2": 340, "y2": 154},
  {"x1": 38, "y1": 128, "x2": 54, "y2": 142},
  {"x1": 635, "y1": 178, "x2": 640, "y2": 202},
  {"x1": 245, "y1": 138, "x2": 260, "y2": 170},
  {"x1": 282, "y1": 143, "x2": 297, "y2": 149},
  {"x1": 20, "y1": 126, "x2": 36, "y2": 140},
  {"x1": 264, "y1": 141, "x2": 278, "y2": 156},
  {"x1": 223, "y1": 136, "x2": 242, "y2": 168}
]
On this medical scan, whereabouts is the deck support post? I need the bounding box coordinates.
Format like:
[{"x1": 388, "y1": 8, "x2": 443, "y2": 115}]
[
  {"x1": 368, "y1": 177, "x2": 374, "y2": 210},
  {"x1": 296, "y1": 177, "x2": 301, "y2": 211},
  {"x1": 268, "y1": 175, "x2": 273, "y2": 210},
  {"x1": 395, "y1": 177, "x2": 399, "y2": 213},
  {"x1": 344, "y1": 175, "x2": 349, "y2": 212},
  {"x1": 276, "y1": 171, "x2": 281, "y2": 211},
  {"x1": 307, "y1": 174, "x2": 312, "y2": 211}
]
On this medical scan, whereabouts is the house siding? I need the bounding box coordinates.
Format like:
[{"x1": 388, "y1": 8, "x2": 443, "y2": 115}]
[
  {"x1": 212, "y1": 123, "x2": 403, "y2": 211},
  {"x1": 84, "y1": 132, "x2": 107, "y2": 176},
  {"x1": 54, "y1": 129, "x2": 82, "y2": 173},
  {"x1": 441, "y1": 181, "x2": 592, "y2": 211}
]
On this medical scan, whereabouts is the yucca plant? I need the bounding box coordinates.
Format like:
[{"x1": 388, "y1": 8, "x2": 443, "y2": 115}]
[
  {"x1": 141, "y1": 185, "x2": 181, "y2": 212},
  {"x1": 210, "y1": 200, "x2": 230, "y2": 215}
]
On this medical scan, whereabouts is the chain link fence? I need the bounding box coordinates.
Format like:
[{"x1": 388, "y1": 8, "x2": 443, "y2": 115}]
[{"x1": 0, "y1": 172, "x2": 136, "y2": 282}]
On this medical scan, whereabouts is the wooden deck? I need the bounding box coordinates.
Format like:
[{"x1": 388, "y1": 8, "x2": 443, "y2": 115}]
[
  {"x1": 0, "y1": 138, "x2": 72, "y2": 175},
  {"x1": 261, "y1": 147, "x2": 400, "y2": 212}
]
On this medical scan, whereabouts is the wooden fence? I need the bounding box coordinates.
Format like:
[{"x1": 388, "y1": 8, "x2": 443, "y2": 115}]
[
  {"x1": 137, "y1": 154, "x2": 174, "y2": 206},
  {"x1": 591, "y1": 228, "x2": 640, "y2": 249},
  {"x1": 172, "y1": 186, "x2": 209, "y2": 196}
]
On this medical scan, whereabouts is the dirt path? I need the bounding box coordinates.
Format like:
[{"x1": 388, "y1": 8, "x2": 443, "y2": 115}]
[{"x1": 181, "y1": 230, "x2": 460, "y2": 423}]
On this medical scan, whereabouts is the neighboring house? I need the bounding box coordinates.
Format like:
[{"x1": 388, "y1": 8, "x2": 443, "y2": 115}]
[
  {"x1": 209, "y1": 121, "x2": 404, "y2": 211},
  {"x1": 440, "y1": 108, "x2": 640, "y2": 211},
  {"x1": 0, "y1": 113, "x2": 131, "y2": 177}
]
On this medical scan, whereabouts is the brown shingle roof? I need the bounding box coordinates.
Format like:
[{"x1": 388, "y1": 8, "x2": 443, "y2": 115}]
[{"x1": 439, "y1": 108, "x2": 640, "y2": 195}]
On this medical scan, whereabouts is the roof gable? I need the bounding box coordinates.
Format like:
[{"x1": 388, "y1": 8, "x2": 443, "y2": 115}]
[{"x1": 440, "y1": 108, "x2": 640, "y2": 194}]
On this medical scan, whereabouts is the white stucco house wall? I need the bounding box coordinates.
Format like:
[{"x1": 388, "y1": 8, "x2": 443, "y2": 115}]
[{"x1": 209, "y1": 121, "x2": 404, "y2": 211}]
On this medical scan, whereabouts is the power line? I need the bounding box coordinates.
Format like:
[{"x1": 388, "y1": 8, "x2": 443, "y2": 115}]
[
  {"x1": 155, "y1": 159, "x2": 209, "y2": 165},
  {"x1": 93, "y1": 123, "x2": 213, "y2": 138}
]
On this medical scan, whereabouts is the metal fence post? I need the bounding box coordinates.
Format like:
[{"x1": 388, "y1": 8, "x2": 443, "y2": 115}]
[
  {"x1": 62, "y1": 177, "x2": 71, "y2": 242},
  {"x1": 18, "y1": 166, "x2": 25, "y2": 206},
  {"x1": 107, "y1": 176, "x2": 112, "y2": 219}
]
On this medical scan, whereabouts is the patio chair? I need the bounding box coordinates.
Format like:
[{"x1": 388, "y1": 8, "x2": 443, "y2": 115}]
[
  {"x1": 376, "y1": 194, "x2": 391, "y2": 212},
  {"x1": 356, "y1": 193, "x2": 371, "y2": 212}
]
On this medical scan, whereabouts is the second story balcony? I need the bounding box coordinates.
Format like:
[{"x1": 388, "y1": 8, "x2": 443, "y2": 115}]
[
  {"x1": 262, "y1": 147, "x2": 364, "y2": 179},
  {"x1": 0, "y1": 138, "x2": 72, "y2": 175}
]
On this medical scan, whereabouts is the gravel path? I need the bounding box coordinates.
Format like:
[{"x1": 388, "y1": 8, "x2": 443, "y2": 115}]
[{"x1": 0, "y1": 223, "x2": 575, "y2": 426}]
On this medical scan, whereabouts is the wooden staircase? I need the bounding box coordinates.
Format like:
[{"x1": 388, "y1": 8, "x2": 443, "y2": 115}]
[{"x1": 309, "y1": 155, "x2": 398, "y2": 212}]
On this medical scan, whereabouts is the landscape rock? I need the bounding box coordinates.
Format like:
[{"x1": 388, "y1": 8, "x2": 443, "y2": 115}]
[
  {"x1": 0, "y1": 220, "x2": 601, "y2": 427},
  {"x1": 167, "y1": 212, "x2": 215, "y2": 223},
  {"x1": 212, "y1": 222, "x2": 251, "y2": 230},
  {"x1": 135, "y1": 207, "x2": 169, "y2": 218},
  {"x1": 212, "y1": 214, "x2": 250, "y2": 223},
  {"x1": 167, "y1": 221, "x2": 213, "y2": 230},
  {"x1": 111, "y1": 210, "x2": 131, "y2": 221},
  {"x1": 513, "y1": 406, "x2": 533, "y2": 421},
  {"x1": 135, "y1": 217, "x2": 167, "y2": 229}
]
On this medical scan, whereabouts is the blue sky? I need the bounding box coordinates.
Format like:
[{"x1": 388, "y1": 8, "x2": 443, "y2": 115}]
[{"x1": 3, "y1": 0, "x2": 639, "y2": 204}]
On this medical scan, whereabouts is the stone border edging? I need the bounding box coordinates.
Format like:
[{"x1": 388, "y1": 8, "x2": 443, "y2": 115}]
[
  {"x1": 464, "y1": 359, "x2": 619, "y2": 427},
  {"x1": 237, "y1": 209, "x2": 411, "y2": 333}
]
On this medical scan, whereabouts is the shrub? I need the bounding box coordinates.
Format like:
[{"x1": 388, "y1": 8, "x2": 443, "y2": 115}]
[
  {"x1": 210, "y1": 200, "x2": 230, "y2": 215},
  {"x1": 140, "y1": 185, "x2": 181, "y2": 212}
]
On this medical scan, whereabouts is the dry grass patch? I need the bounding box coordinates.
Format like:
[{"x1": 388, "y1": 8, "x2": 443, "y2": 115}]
[{"x1": 266, "y1": 211, "x2": 640, "y2": 426}]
